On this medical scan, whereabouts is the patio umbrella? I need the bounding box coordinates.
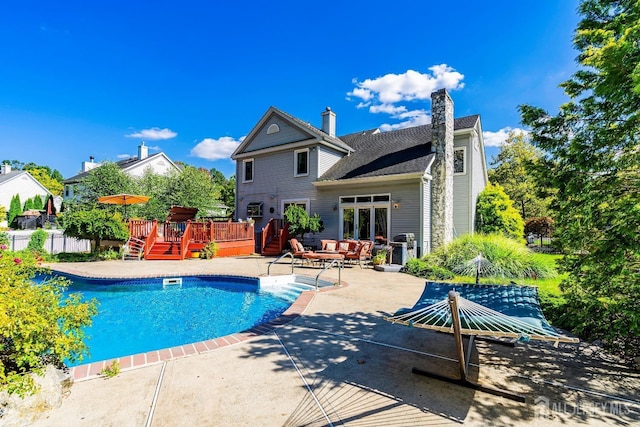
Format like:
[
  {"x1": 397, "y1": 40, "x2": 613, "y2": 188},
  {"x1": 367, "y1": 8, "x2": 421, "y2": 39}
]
[{"x1": 98, "y1": 194, "x2": 150, "y2": 219}]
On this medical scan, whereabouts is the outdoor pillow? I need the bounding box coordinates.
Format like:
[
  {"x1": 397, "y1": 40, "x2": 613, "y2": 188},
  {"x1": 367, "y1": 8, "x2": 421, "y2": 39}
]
[
  {"x1": 326, "y1": 242, "x2": 336, "y2": 251},
  {"x1": 296, "y1": 242, "x2": 304, "y2": 252}
]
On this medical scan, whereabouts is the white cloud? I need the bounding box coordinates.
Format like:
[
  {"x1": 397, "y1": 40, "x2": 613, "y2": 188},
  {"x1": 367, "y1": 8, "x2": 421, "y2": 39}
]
[
  {"x1": 190, "y1": 136, "x2": 244, "y2": 161},
  {"x1": 482, "y1": 127, "x2": 530, "y2": 147},
  {"x1": 348, "y1": 65, "x2": 464, "y2": 132},
  {"x1": 126, "y1": 127, "x2": 177, "y2": 140},
  {"x1": 380, "y1": 110, "x2": 431, "y2": 131},
  {"x1": 117, "y1": 154, "x2": 131, "y2": 159}
]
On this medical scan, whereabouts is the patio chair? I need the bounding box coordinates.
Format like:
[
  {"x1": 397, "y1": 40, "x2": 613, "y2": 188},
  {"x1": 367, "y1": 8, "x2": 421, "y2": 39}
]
[
  {"x1": 320, "y1": 239, "x2": 338, "y2": 251},
  {"x1": 289, "y1": 238, "x2": 314, "y2": 264},
  {"x1": 345, "y1": 240, "x2": 373, "y2": 268}
]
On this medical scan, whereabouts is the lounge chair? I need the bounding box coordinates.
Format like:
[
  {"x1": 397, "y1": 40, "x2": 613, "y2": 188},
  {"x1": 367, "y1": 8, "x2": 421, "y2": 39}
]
[{"x1": 289, "y1": 238, "x2": 314, "y2": 264}]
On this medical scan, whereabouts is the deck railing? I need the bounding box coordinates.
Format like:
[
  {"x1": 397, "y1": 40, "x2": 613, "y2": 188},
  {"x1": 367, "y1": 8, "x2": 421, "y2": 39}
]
[
  {"x1": 180, "y1": 222, "x2": 192, "y2": 259},
  {"x1": 143, "y1": 220, "x2": 158, "y2": 258},
  {"x1": 129, "y1": 219, "x2": 254, "y2": 244}
]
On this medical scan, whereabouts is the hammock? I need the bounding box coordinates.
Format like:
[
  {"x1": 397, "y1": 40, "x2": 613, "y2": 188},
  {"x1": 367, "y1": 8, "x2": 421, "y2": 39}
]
[
  {"x1": 386, "y1": 283, "x2": 578, "y2": 345},
  {"x1": 385, "y1": 282, "x2": 578, "y2": 401}
]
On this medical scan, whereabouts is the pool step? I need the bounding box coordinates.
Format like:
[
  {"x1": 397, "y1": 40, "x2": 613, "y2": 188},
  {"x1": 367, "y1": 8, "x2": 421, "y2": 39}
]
[{"x1": 263, "y1": 282, "x2": 315, "y2": 302}]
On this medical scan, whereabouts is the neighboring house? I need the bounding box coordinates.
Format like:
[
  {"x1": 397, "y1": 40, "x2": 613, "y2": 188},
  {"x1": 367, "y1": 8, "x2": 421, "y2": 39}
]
[
  {"x1": 231, "y1": 89, "x2": 488, "y2": 256},
  {"x1": 0, "y1": 164, "x2": 52, "y2": 226},
  {"x1": 63, "y1": 142, "x2": 181, "y2": 200}
]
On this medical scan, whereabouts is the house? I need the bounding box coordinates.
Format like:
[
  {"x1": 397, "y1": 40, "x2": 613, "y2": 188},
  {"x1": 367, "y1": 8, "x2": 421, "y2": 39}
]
[
  {"x1": 0, "y1": 164, "x2": 52, "y2": 227},
  {"x1": 63, "y1": 142, "x2": 181, "y2": 200},
  {"x1": 231, "y1": 89, "x2": 488, "y2": 256}
]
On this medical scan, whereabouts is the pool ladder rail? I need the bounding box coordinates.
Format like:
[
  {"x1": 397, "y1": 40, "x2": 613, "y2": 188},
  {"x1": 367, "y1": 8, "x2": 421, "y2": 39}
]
[{"x1": 267, "y1": 252, "x2": 341, "y2": 291}]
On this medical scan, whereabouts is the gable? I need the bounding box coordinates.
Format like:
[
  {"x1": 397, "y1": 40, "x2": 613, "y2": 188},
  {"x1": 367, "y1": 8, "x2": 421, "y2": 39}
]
[
  {"x1": 125, "y1": 153, "x2": 180, "y2": 178},
  {"x1": 233, "y1": 110, "x2": 317, "y2": 158}
]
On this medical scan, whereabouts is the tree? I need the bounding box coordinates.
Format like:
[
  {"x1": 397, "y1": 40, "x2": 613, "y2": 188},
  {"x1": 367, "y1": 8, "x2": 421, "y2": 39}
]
[
  {"x1": 166, "y1": 166, "x2": 221, "y2": 216},
  {"x1": 134, "y1": 169, "x2": 173, "y2": 220},
  {"x1": 61, "y1": 210, "x2": 129, "y2": 251},
  {"x1": 210, "y1": 168, "x2": 235, "y2": 215},
  {"x1": 475, "y1": 183, "x2": 525, "y2": 242},
  {"x1": 488, "y1": 132, "x2": 554, "y2": 220},
  {"x1": 8, "y1": 194, "x2": 21, "y2": 227},
  {"x1": 74, "y1": 162, "x2": 134, "y2": 211},
  {"x1": 0, "y1": 247, "x2": 97, "y2": 396},
  {"x1": 284, "y1": 205, "x2": 324, "y2": 244},
  {"x1": 27, "y1": 167, "x2": 64, "y2": 196},
  {"x1": 520, "y1": 0, "x2": 640, "y2": 362}
]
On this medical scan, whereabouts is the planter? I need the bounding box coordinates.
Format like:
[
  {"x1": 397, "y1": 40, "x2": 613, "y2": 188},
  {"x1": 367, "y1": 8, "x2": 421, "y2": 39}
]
[{"x1": 191, "y1": 251, "x2": 201, "y2": 259}]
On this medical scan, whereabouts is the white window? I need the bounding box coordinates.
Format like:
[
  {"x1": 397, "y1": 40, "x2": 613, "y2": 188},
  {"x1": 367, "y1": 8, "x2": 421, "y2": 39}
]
[
  {"x1": 281, "y1": 198, "x2": 310, "y2": 216},
  {"x1": 339, "y1": 193, "x2": 390, "y2": 243},
  {"x1": 243, "y1": 159, "x2": 254, "y2": 183},
  {"x1": 454, "y1": 147, "x2": 466, "y2": 175},
  {"x1": 247, "y1": 202, "x2": 263, "y2": 218},
  {"x1": 294, "y1": 149, "x2": 309, "y2": 177}
]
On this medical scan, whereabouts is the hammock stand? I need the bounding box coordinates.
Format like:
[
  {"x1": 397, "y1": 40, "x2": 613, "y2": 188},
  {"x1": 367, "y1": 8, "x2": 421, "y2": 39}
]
[{"x1": 386, "y1": 287, "x2": 579, "y2": 402}]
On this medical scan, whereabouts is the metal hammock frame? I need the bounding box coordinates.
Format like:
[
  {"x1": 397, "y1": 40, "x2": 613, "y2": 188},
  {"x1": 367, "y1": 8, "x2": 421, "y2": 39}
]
[{"x1": 386, "y1": 290, "x2": 578, "y2": 402}]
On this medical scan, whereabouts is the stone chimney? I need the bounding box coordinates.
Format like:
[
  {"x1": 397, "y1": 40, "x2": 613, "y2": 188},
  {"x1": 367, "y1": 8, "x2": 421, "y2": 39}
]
[
  {"x1": 1, "y1": 163, "x2": 11, "y2": 174},
  {"x1": 81, "y1": 156, "x2": 98, "y2": 172},
  {"x1": 430, "y1": 88, "x2": 454, "y2": 249},
  {"x1": 138, "y1": 141, "x2": 148, "y2": 160},
  {"x1": 321, "y1": 107, "x2": 336, "y2": 137}
]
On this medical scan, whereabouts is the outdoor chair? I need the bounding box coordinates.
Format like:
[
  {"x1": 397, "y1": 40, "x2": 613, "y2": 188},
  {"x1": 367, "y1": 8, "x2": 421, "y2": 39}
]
[
  {"x1": 320, "y1": 239, "x2": 338, "y2": 251},
  {"x1": 289, "y1": 238, "x2": 314, "y2": 264},
  {"x1": 345, "y1": 240, "x2": 373, "y2": 268}
]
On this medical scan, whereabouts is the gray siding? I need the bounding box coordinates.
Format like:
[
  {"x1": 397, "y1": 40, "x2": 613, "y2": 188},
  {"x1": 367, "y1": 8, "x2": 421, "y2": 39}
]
[
  {"x1": 236, "y1": 148, "x2": 320, "y2": 231},
  {"x1": 452, "y1": 135, "x2": 471, "y2": 236},
  {"x1": 470, "y1": 124, "x2": 488, "y2": 232},
  {"x1": 243, "y1": 116, "x2": 313, "y2": 153},
  {"x1": 314, "y1": 180, "x2": 423, "y2": 252},
  {"x1": 317, "y1": 146, "x2": 344, "y2": 177}
]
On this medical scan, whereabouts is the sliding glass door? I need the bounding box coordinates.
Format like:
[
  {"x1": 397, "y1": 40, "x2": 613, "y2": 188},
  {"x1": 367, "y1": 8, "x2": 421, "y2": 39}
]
[{"x1": 339, "y1": 194, "x2": 390, "y2": 242}]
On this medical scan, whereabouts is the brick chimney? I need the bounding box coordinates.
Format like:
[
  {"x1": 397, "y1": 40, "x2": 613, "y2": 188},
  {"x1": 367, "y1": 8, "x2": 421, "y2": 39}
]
[
  {"x1": 430, "y1": 88, "x2": 454, "y2": 249},
  {"x1": 138, "y1": 141, "x2": 148, "y2": 160},
  {"x1": 321, "y1": 107, "x2": 336, "y2": 137}
]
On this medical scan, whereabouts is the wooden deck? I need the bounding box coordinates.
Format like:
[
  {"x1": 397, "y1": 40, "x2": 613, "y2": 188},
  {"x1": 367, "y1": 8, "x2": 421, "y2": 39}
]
[{"x1": 128, "y1": 220, "x2": 255, "y2": 260}]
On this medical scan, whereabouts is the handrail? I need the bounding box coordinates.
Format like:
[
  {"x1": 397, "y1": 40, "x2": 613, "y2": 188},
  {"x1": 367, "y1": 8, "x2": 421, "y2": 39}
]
[
  {"x1": 261, "y1": 218, "x2": 275, "y2": 254},
  {"x1": 144, "y1": 220, "x2": 158, "y2": 258},
  {"x1": 267, "y1": 252, "x2": 296, "y2": 276},
  {"x1": 315, "y1": 259, "x2": 342, "y2": 291},
  {"x1": 180, "y1": 221, "x2": 192, "y2": 260}
]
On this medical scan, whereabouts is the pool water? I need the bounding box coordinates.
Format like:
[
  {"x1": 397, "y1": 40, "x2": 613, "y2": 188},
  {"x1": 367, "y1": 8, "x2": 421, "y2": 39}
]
[{"x1": 54, "y1": 275, "x2": 294, "y2": 366}]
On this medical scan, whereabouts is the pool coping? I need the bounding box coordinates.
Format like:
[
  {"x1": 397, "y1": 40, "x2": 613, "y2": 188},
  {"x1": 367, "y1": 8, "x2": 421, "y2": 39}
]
[{"x1": 52, "y1": 269, "x2": 348, "y2": 381}]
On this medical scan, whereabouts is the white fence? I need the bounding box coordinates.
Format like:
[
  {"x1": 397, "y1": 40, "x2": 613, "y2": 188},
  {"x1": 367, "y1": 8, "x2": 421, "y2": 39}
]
[{"x1": 6, "y1": 231, "x2": 91, "y2": 254}]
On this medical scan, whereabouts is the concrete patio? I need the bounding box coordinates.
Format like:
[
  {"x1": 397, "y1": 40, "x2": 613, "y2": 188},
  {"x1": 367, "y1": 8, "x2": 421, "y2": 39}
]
[{"x1": 32, "y1": 257, "x2": 640, "y2": 426}]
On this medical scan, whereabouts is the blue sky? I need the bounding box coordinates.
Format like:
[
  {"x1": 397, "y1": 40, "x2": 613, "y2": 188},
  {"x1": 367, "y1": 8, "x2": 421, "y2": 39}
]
[{"x1": 0, "y1": 1, "x2": 580, "y2": 179}]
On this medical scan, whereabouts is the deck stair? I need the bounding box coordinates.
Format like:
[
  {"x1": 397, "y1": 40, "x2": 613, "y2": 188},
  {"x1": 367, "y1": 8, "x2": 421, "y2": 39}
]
[
  {"x1": 122, "y1": 237, "x2": 145, "y2": 260},
  {"x1": 262, "y1": 239, "x2": 283, "y2": 256},
  {"x1": 145, "y1": 241, "x2": 183, "y2": 260}
]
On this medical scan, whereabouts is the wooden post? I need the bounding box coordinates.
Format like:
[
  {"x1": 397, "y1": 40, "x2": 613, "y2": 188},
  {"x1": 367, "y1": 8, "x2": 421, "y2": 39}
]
[{"x1": 448, "y1": 290, "x2": 467, "y2": 381}]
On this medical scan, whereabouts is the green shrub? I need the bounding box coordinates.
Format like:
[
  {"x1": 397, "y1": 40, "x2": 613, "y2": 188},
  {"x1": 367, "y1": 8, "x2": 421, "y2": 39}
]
[
  {"x1": 201, "y1": 241, "x2": 219, "y2": 259},
  {"x1": 0, "y1": 247, "x2": 97, "y2": 396},
  {"x1": 98, "y1": 248, "x2": 121, "y2": 260},
  {"x1": 476, "y1": 183, "x2": 525, "y2": 242},
  {"x1": 403, "y1": 258, "x2": 455, "y2": 281},
  {"x1": 27, "y1": 229, "x2": 48, "y2": 253},
  {"x1": 425, "y1": 234, "x2": 555, "y2": 280}
]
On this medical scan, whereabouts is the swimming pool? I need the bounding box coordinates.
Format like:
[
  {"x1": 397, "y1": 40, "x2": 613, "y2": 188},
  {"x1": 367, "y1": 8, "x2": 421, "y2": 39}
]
[{"x1": 49, "y1": 274, "x2": 306, "y2": 366}]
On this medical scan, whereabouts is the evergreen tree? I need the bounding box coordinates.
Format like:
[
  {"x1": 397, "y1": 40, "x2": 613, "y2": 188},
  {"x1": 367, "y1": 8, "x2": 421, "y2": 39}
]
[
  {"x1": 8, "y1": 194, "x2": 21, "y2": 227},
  {"x1": 32, "y1": 194, "x2": 44, "y2": 210},
  {"x1": 520, "y1": 0, "x2": 640, "y2": 362}
]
